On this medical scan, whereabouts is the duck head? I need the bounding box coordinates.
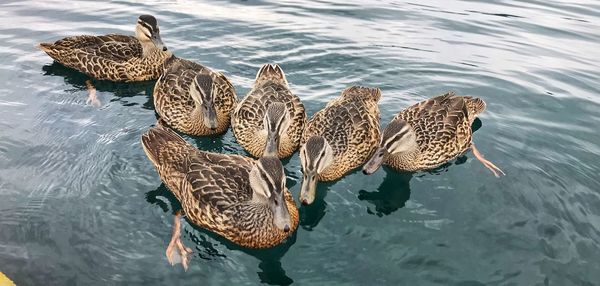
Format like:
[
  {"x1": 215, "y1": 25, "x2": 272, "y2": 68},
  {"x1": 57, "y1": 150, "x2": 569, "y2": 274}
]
[
  {"x1": 263, "y1": 102, "x2": 291, "y2": 157},
  {"x1": 190, "y1": 74, "x2": 218, "y2": 130},
  {"x1": 363, "y1": 118, "x2": 417, "y2": 175},
  {"x1": 249, "y1": 157, "x2": 292, "y2": 232},
  {"x1": 299, "y1": 135, "x2": 334, "y2": 205},
  {"x1": 135, "y1": 14, "x2": 167, "y2": 51}
]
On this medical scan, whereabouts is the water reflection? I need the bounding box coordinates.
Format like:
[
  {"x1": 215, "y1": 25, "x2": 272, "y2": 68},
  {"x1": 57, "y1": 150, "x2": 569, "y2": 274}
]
[
  {"x1": 359, "y1": 171, "x2": 412, "y2": 216},
  {"x1": 472, "y1": 117, "x2": 482, "y2": 133},
  {"x1": 190, "y1": 134, "x2": 226, "y2": 153},
  {"x1": 41, "y1": 62, "x2": 155, "y2": 109},
  {"x1": 359, "y1": 150, "x2": 472, "y2": 215},
  {"x1": 298, "y1": 182, "x2": 330, "y2": 230},
  {"x1": 145, "y1": 184, "x2": 296, "y2": 284},
  {"x1": 145, "y1": 184, "x2": 180, "y2": 214},
  {"x1": 243, "y1": 236, "x2": 297, "y2": 285}
]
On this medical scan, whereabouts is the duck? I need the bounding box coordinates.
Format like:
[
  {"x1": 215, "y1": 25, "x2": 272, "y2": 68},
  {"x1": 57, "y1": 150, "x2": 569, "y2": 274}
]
[
  {"x1": 39, "y1": 14, "x2": 171, "y2": 82},
  {"x1": 362, "y1": 91, "x2": 504, "y2": 177},
  {"x1": 232, "y1": 64, "x2": 306, "y2": 158},
  {"x1": 153, "y1": 56, "x2": 237, "y2": 135},
  {"x1": 141, "y1": 125, "x2": 298, "y2": 270},
  {"x1": 299, "y1": 86, "x2": 381, "y2": 205}
]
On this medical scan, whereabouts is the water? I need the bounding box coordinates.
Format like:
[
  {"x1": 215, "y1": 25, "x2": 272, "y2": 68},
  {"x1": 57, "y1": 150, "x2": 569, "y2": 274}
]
[{"x1": 1, "y1": 0, "x2": 599, "y2": 285}]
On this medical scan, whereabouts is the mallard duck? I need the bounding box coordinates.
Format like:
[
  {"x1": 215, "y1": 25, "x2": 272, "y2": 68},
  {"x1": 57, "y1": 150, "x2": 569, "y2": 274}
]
[
  {"x1": 362, "y1": 92, "x2": 504, "y2": 177},
  {"x1": 299, "y1": 86, "x2": 381, "y2": 205},
  {"x1": 39, "y1": 14, "x2": 171, "y2": 82},
  {"x1": 232, "y1": 64, "x2": 306, "y2": 158},
  {"x1": 141, "y1": 125, "x2": 298, "y2": 270},
  {"x1": 153, "y1": 57, "x2": 237, "y2": 135}
]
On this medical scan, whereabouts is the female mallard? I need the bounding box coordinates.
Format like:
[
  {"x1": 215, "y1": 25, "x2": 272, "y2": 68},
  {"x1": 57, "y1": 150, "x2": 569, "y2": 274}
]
[
  {"x1": 362, "y1": 92, "x2": 504, "y2": 177},
  {"x1": 299, "y1": 86, "x2": 381, "y2": 205},
  {"x1": 39, "y1": 14, "x2": 171, "y2": 82},
  {"x1": 141, "y1": 125, "x2": 298, "y2": 270},
  {"x1": 153, "y1": 57, "x2": 237, "y2": 135},
  {"x1": 232, "y1": 64, "x2": 306, "y2": 158}
]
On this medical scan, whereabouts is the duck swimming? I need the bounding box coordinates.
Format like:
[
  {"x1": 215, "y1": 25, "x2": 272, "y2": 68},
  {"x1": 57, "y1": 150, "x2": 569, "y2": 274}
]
[
  {"x1": 141, "y1": 125, "x2": 298, "y2": 270},
  {"x1": 153, "y1": 57, "x2": 237, "y2": 135},
  {"x1": 39, "y1": 14, "x2": 171, "y2": 82},
  {"x1": 232, "y1": 64, "x2": 306, "y2": 158},
  {"x1": 299, "y1": 86, "x2": 381, "y2": 205},
  {"x1": 362, "y1": 92, "x2": 504, "y2": 177}
]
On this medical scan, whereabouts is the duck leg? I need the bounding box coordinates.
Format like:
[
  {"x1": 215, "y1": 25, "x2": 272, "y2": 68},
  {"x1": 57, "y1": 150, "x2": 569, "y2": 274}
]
[
  {"x1": 471, "y1": 143, "x2": 505, "y2": 178},
  {"x1": 85, "y1": 80, "x2": 101, "y2": 107},
  {"x1": 166, "y1": 210, "x2": 193, "y2": 271}
]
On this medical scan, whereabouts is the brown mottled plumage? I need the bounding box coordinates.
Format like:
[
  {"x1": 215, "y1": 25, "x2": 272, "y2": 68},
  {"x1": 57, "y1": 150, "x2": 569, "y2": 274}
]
[
  {"x1": 232, "y1": 64, "x2": 306, "y2": 158},
  {"x1": 363, "y1": 92, "x2": 503, "y2": 177},
  {"x1": 39, "y1": 15, "x2": 171, "y2": 81},
  {"x1": 141, "y1": 126, "x2": 298, "y2": 250},
  {"x1": 153, "y1": 57, "x2": 237, "y2": 135},
  {"x1": 299, "y1": 86, "x2": 381, "y2": 205}
]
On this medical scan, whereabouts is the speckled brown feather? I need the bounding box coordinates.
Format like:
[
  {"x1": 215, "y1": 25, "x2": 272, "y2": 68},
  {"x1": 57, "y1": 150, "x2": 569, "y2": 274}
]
[
  {"x1": 39, "y1": 34, "x2": 171, "y2": 81},
  {"x1": 232, "y1": 64, "x2": 306, "y2": 158},
  {"x1": 302, "y1": 86, "x2": 381, "y2": 181},
  {"x1": 141, "y1": 126, "x2": 298, "y2": 248},
  {"x1": 385, "y1": 92, "x2": 485, "y2": 171},
  {"x1": 153, "y1": 57, "x2": 237, "y2": 136}
]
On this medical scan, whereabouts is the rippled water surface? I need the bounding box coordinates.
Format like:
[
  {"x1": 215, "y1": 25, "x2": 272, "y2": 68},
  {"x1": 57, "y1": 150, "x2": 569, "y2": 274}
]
[{"x1": 1, "y1": 0, "x2": 600, "y2": 285}]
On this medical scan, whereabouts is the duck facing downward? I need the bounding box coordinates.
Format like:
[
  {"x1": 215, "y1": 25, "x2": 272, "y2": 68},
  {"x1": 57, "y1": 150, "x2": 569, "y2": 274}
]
[
  {"x1": 153, "y1": 57, "x2": 237, "y2": 135},
  {"x1": 362, "y1": 92, "x2": 504, "y2": 177},
  {"x1": 299, "y1": 86, "x2": 381, "y2": 205},
  {"x1": 232, "y1": 64, "x2": 306, "y2": 158},
  {"x1": 141, "y1": 126, "x2": 298, "y2": 270},
  {"x1": 39, "y1": 14, "x2": 171, "y2": 81}
]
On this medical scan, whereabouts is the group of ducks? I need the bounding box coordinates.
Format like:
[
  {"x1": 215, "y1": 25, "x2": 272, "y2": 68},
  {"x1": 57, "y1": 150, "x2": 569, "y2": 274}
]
[{"x1": 39, "y1": 15, "x2": 504, "y2": 270}]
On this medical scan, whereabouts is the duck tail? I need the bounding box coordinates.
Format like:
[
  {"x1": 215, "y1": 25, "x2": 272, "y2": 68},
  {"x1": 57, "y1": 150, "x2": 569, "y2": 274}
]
[
  {"x1": 255, "y1": 64, "x2": 288, "y2": 86},
  {"x1": 464, "y1": 96, "x2": 487, "y2": 116},
  {"x1": 162, "y1": 54, "x2": 178, "y2": 71},
  {"x1": 38, "y1": 42, "x2": 53, "y2": 51},
  {"x1": 141, "y1": 125, "x2": 187, "y2": 166},
  {"x1": 342, "y1": 86, "x2": 382, "y2": 102},
  {"x1": 38, "y1": 42, "x2": 60, "y2": 57}
]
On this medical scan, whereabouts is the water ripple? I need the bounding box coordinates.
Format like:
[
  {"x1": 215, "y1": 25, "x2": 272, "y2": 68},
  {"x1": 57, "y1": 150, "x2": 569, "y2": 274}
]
[{"x1": 1, "y1": 0, "x2": 600, "y2": 285}]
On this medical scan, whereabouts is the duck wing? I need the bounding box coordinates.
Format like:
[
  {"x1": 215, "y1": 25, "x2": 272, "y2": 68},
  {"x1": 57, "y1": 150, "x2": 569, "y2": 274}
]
[
  {"x1": 398, "y1": 92, "x2": 472, "y2": 164},
  {"x1": 184, "y1": 151, "x2": 254, "y2": 214}
]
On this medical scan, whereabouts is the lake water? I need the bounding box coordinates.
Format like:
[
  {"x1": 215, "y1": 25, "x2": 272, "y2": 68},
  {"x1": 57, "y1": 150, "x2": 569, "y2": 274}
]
[{"x1": 1, "y1": 0, "x2": 599, "y2": 285}]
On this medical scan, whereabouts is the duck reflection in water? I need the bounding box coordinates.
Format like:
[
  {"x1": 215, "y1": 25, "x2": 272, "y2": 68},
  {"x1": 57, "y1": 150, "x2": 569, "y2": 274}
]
[
  {"x1": 359, "y1": 170, "x2": 413, "y2": 216},
  {"x1": 359, "y1": 117, "x2": 485, "y2": 216},
  {"x1": 42, "y1": 62, "x2": 155, "y2": 108},
  {"x1": 298, "y1": 181, "x2": 331, "y2": 230},
  {"x1": 359, "y1": 152, "x2": 469, "y2": 216},
  {"x1": 145, "y1": 184, "x2": 296, "y2": 285}
]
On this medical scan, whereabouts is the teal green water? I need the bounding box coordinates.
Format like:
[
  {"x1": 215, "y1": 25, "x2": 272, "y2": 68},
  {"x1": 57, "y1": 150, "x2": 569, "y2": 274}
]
[{"x1": 1, "y1": 0, "x2": 600, "y2": 285}]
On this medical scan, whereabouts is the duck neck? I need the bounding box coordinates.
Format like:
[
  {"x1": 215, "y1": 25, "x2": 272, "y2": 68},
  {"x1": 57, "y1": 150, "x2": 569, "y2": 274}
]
[
  {"x1": 140, "y1": 40, "x2": 170, "y2": 59},
  {"x1": 386, "y1": 147, "x2": 419, "y2": 171},
  {"x1": 230, "y1": 196, "x2": 297, "y2": 248},
  {"x1": 187, "y1": 86, "x2": 209, "y2": 131}
]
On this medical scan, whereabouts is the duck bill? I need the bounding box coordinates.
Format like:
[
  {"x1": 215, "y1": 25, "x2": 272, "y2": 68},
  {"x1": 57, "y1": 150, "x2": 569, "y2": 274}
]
[
  {"x1": 272, "y1": 196, "x2": 292, "y2": 233},
  {"x1": 151, "y1": 34, "x2": 167, "y2": 51},
  {"x1": 300, "y1": 173, "x2": 318, "y2": 205},
  {"x1": 362, "y1": 147, "x2": 386, "y2": 175},
  {"x1": 202, "y1": 104, "x2": 218, "y2": 130},
  {"x1": 264, "y1": 132, "x2": 280, "y2": 157}
]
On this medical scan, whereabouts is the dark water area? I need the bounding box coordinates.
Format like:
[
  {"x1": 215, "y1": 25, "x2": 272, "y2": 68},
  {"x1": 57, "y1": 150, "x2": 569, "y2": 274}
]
[{"x1": 1, "y1": 0, "x2": 599, "y2": 285}]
